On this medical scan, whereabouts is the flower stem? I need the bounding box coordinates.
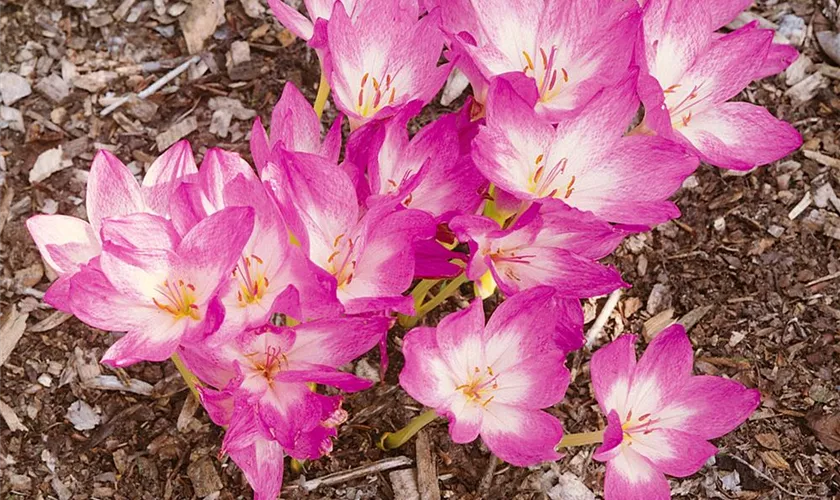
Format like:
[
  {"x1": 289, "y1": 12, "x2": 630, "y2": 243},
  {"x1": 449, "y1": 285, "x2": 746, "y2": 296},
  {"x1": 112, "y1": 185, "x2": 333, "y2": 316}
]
[
  {"x1": 398, "y1": 279, "x2": 441, "y2": 328},
  {"x1": 402, "y1": 273, "x2": 468, "y2": 329},
  {"x1": 378, "y1": 409, "x2": 438, "y2": 450},
  {"x1": 313, "y1": 70, "x2": 330, "y2": 119},
  {"x1": 556, "y1": 429, "x2": 605, "y2": 449},
  {"x1": 171, "y1": 352, "x2": 201, "y2": 400}
]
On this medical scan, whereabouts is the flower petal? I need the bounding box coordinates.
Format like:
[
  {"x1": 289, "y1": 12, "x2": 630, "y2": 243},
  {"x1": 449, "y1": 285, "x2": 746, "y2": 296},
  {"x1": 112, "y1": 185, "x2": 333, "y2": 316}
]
[
  {"x1": 591, "y1": 334, "x2": 638, "y2": 417},
  {"x1": 86, "y1": 150, "x2": 145, "y2": 234},
  {"x1": 26, "y1": 215, "x2": 100, "y2": 275},
  {"x1": 480, "y1": 404, "x2": 563, "y2": 466},
  {"x1": 287, "y1": 316, "x2": 389, "y2": 368},
  {"x1": 627, "y1": 325, "x2": 693, "y2": 418},
  {"x1": 603, "y1": 446, "x2": 671, "y2": 500},
  {"x1": 142, "y1": 140, "x2": 198, "y2": 216}
]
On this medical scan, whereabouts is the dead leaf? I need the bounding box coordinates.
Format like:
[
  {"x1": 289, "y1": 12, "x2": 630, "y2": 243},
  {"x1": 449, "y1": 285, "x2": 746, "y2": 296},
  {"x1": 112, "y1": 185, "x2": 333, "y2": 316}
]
[
  {"x1": 808, "y1": 412, "x2": 840, "y2": 451},
  {"x1": 0, "y1": 399, "x2": 28, "y2": 432},
  {"x1": 759, "y1": 450, "x2": 790, "y2": 470},
  {"x1": 180, "y1": 0, "x2": 225, "y2": 54},
  {"x1": 755, "y1": 433, "x2": 782, "y2": 450},
  {"x1": 0, "y1": 305, "x2": 29, "y2": 366}
]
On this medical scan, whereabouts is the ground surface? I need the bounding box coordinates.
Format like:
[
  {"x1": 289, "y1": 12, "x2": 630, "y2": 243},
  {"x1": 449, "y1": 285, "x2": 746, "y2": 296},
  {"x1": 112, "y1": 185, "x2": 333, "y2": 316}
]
[{"x1": 1, "y1": 0, "x2": 840, "y2": 499}]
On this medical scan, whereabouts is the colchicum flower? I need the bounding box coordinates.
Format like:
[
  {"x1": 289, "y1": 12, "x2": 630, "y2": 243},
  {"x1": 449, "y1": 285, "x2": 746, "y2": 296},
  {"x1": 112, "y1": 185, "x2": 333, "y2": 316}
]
[
  {"x1": 180, "y1": 316, "x2": 388, "y2": 500},
  {"x1": 450, "y1": 200, "x2": 628, "y2": 298},
  {"x1": 263, "y1": 149, "x2": 435, "y2": 315},
  {"x1": 637, "y1": 0, "x2": 801, "y2": 170},
  {"x1": 590, "y1": 324, "x2": 760, "y2": 499},
  {"x1": 399, "y1": 287, "x2": 580, "y2": 466},
  {"x1": 68, "y1": 207, "x2": 254, "y2": 366},
  {"x1": 439, "y1": 0, "x2": 641, "y2": 120},
  {"x1": 323, "y1": 0, "x2": 451, "y2": 127},
  {"x1": 27, "y1": 141, "x2": 197, "y2": 307},
  {"x1": 473, "y1": 74, "x2": 698, "y2": 225}
]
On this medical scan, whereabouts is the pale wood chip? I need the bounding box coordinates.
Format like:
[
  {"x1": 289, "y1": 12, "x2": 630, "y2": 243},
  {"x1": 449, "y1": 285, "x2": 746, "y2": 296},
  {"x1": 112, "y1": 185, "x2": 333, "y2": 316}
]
[
  {"x1": 0, "y1": 399, "x2": 28, "y2": 432},
  {"x1": 0, "y1": 305, "x2": 29, "y2": 366}
]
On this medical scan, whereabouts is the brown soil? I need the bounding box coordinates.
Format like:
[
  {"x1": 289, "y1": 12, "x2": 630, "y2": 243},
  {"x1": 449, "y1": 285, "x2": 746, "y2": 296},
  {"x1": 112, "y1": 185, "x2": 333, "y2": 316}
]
[{"x1": 1, "y1": 0, "x2": 839, "y2": 499}]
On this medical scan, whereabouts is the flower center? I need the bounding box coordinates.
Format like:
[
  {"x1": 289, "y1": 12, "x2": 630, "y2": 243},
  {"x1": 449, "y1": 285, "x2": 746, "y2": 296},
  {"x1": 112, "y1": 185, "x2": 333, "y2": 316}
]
[
  {"x1": 327, "y1": 233, "x2": 357, "y2": 289},
  {"x1": 620, "y1": 409, "x2": 661, "y2": 443},
  {"x1": 153, "y1": 279, "x2": 201, "y2": 320},
  {"x1": 232, "y1": 254, "x2": 269, "y2": 306},
  {"x1": 247, "y1": 344, "x2": 288, "y2": 381},
  {"x1": 456, "y1": 366, "x2": 499, "y2": 407},
  {"x1": 522, "y1": 46, "x2": 569, "y2": 103},
  {"x1": 529, "y1": 154, "x2": 575, "y2": 199},
  {"x1": 357, "y1": 72, "x2": 397, "y2": 118},
  {"x1": 664, "y1": 82, "x2": 706, "y2": 129}
]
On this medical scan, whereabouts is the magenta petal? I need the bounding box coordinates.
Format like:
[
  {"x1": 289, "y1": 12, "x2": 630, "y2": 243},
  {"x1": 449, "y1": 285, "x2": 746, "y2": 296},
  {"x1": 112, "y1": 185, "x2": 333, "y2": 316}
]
[
  {"x1": 288, "y1": 316, "x2": 389, "y2": 368},
  {"x1": 99, "y1": 213, "x2": 180, "y2": 250},
  {"x1": 268, "y1": 0, "x2": 315, "y2": 40},
  {"x1": 86, "y1": 150, "x2": 145, "y2": 234},
  {"x1": 662, "y1": 376, "x2": 760, "y2": 440},
  {"x1": 480, "y1": 405, "x2": 563, "y2": 467},
  {"x1": 628, "y1": 427, "x2": 718, "y2": 477},
  {"x1": 399, "y1": 326, "x2": 450, "y2": 408},
  {"x1": 590, "y1": 334, "x2": 638, "y2": 415},
  {"x1": 142, "y1": 140, "x2": 198, "y2": 216},
  {"x1": 274, "y1": 369, "x2": 373, "y2": 392},
  {"x1": 593, "y1": 409, "x2": 624, "y2": 462},
  {"x1": 629, "y1": 325, "x2": 693, "y2": 412},
  {"x1": 222, "y1": 406, "x2": 286, "y2": 500},
  {"x1": 101, "y1": 326, "x2": 185, "y2": 367},
  {"x1": 603, "y1": 447, "x2": 671, "y2": 500}
]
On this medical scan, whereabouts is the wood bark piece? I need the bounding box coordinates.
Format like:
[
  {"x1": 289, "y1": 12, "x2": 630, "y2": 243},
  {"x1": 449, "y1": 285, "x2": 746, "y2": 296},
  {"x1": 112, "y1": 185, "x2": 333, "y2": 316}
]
[
  {"x1": 415, "y1": 429, "x2": 440, "y2": 500},
  {"x1": 0, "y1": 305, "x2": 28, "y2": 366}
]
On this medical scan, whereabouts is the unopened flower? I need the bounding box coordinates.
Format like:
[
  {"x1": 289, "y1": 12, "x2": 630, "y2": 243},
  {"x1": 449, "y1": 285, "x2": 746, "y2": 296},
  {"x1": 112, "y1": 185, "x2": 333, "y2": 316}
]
[
  {"x1": 250, "y1": 82, "x2": 343, "y2": 174},
  {"x1": 638, "y1": 0, "x2": 801, "y2": 170},
  {"x1": 451, "y1": 200, "x2": 628, "y2": 299},
  {"x1": 473, "y1": 73, "x2": 698, "y2": 225},
  {"x1": 590, "y1": 324, "x2": 760, "y2": 499},
  {"x1": 324, "y1": 0, "x2": 450, "y2": 127},
  {"x1": 399, "y1": 287, "x2": 576, "y2": 466},
  {"x1": 69, "y1": 207, "x2": 255, "y2": 367},
  {"x1": 27, "y1": 142, "x2": 197, "y2": 307},
  {"x1": 440, "y1": 0, "x2": 641, "y2": 120}
]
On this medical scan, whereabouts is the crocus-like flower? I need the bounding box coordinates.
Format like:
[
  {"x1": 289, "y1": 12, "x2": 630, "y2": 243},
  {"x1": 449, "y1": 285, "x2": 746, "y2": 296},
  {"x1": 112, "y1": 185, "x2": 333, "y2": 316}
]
[
  {"x1": 473, "y1": 74, "x2": 698, "y2": 225},
  {"x1": 170, "y1": 148, "x2": 340, "y2": 333},
  {"x1": 346, "y1": 101, "x2": 485, "y2": 218},
  {"x1": 267, "y1": 0, "x2": 358, "y2": 44},
  {"x1": 324, "y1": 0, "x2": 450, "y2": 127},
  {"x1": 27, "y1": 141, "x2": 198, "y2": 306},
  {"x1": 441, "y1": 0, "x2": 641, "y2": 121},
  {"x1": 451, "y1": 200, "x2": 628, "y2": 298},
  {"x1": 250, "y1": 82, "x2": 343, "y2": 175},
  {"x1": 179, "y1": 316, "x2": 387, "y2": 500},
  {"x1": 263, "y1": 148, "x2": 435, "y2": 315},
  {"x1": 590, "y1": 324, "x2": 760, "y2": 499},
  {"x1": 399, "y1": 287, "x2": 578, "y2": 466},
  {"x1": 637, "y1": 0, "x2": 801, "y2": 170},
  {"x1": 67, "y1": 207, "x2": 255, "y2": 366}
]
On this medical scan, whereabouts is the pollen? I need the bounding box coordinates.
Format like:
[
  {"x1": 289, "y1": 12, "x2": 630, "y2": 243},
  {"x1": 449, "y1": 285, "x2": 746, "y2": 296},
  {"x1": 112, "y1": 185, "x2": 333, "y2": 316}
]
[
  {"x1": 153, "y1": 279, "x2": 201, "y2": 320},
  {"x1": 457, "y1": 365, "x2": 500, "y2": 407}
]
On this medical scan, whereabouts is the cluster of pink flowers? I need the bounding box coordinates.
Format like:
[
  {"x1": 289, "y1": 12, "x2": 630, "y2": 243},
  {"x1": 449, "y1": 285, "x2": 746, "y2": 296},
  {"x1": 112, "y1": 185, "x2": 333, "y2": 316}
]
[{"x1": 28, "y1": 0, "x2": 796, "y2": 498}]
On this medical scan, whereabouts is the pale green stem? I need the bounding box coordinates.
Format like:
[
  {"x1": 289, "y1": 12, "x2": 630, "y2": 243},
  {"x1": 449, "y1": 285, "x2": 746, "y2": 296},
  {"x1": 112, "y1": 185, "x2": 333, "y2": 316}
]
[
  {"x1": 378, "y1": 409, "x2": 438, "y2": 450},
  {"x1": 171, "y1": 352, "x2": 200, "y2": 400},
  {"x1": 313, "y1": 70, "x2": 330, "y2": 119},
  {"x1": 556, "y1": 429, "x2": 605, "y2": 449},
  {"x1": 402, "y1": 273, "x2": 468, "y2": 329}
]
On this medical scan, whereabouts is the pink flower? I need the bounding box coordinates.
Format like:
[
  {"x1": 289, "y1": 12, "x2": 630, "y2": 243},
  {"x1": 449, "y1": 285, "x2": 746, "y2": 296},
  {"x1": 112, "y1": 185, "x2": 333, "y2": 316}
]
[
  {"x1": 638, "y1": 0, "x2": 801, "y2": 170},
  {"x1": 450, "y1": 200, "x2": 628, "y2": 299},
  {"x1": 180, "y1": 317, "x2": 387, "y2": 500},
  {"x1": 590, "y1": 324, "x2": 760, "y2": 499},
  {"x1": 250, "y1": 82, "x2": 343, "y2": 175},
  {"x1": 346, "y1": 101, "x2": 486, "y2": 218},
  {"x1": 323, "y1": 0, "x2": 450, "y2": 127},
  {"x1": 169, "y1": 148, "x2": 340, "y2": 333},
  {"x1": 473, "y1": 74, "x2": 698, "y2": 225},
  {"x1": 263, "y1": 149, "x2": 435, "y2": 315},
  {"x1": 267, "y1": 0, "x2": 358, "y2": 43},
  {"x1": 399, "y1": 287, "x2": 580, "y2": 466},
  {"x1": 27, "y1": 142, "x2": 197, "y2": 308},
  {"x1": 440, "y1": 0, "x2": 641, "y2": 120},
  {"x1": 68, "y1": 207, "x2": 254, "y2": 367}
]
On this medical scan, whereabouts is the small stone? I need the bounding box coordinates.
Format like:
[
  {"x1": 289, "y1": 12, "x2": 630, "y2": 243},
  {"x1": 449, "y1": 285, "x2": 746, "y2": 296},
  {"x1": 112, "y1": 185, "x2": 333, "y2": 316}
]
[
  {"x1": 208, "y1": 109, "x2": 232, "y2": 138},
  {"x1": 35, "y1": 74, "x2": 70, "y2": 103},
  {"x1": 66, "y1": 0, "x2": 97, "y2": 7},
  {"x1": 73, "y1": 71, "x2": 118, "y2": 93},
  {"x1": 66, "y1": 400, "x2": 101, "y2": 430},
  {"x1": 767, "y1": 225, "x2": 785, "y2": 238},
  {"x1": 50, "y1": 106, "x2": 68, "y2": 125},
  {"x1": 168, "y1": 2, "x2": 188, "y2": 16},
  {"x1": 226, "y1": 41, "x2": 259, "y2": 80},
  {"x1": 681, "y1": 175, "x2": 699, "y2": 189},
  {"x1": 0, "y1": 106, "x2": 25, "y2": 132},
  {"x1": 90, "y1": 13, "x2": 114, "y2": 27},
  {"x1": 38, "y1": 373, "x2": 53, "y2": 387},
  {"x1": 354, "y1": 358, "x2": 380, "y2": 384},
  {"x1": 0, "y1": 72, "x2": 32, "y2": 105},
  {"x1": 187, "y1": 456, "x2": 224, "y2": 497},
  {"x1": 29, "y1": 146, "x2": 70, "y2": 183},
  {"x1": 713, "y1": 217, "x2": 726, "y2": 232},
  {"x1": 240, "y1": 0, "x2": 265, "y2": 18},
  {"x1": 778, "y1": 15, "x2": 806, "y2": 46},
  {"x1": 646, "y1": 283, "x2": 670, "y2": 315}
]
